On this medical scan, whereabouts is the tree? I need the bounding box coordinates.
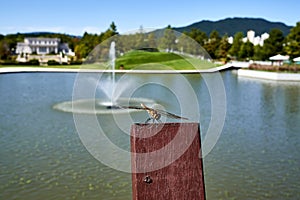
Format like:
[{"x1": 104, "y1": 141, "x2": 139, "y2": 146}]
[
  {"x1": 177, "y1": 33, "x2": 194, "y2": 54},
  {"x1": 109, "y1": 21, "x2": 118, "y2": 35},
  {"x1": 238, "y1": 41, "x2": 254, "y2": 60},
  {"x1": 261, "y1": 28, "x2": 284, "y2": 60},
  {"x1": 134, "y1": 26, "x2": 146, "y2": 49},
  {"x1": 204, "y1": 30, "x2": 221, "y2": 59},
  {"x1": 253, "y1": 45, "x2": 264, "y2": 60},
  {"x1": 284, "y1": 22, "x2": 300, "y2": 59},
  {"x1": 228, "y1": 32, "x2": 244, "y2": 59},
  {"x1": 216, "y1": 34, "x2": 231, "y2": 60},
  {"x1": 74, "y1": 22, "x2": 120, "y2": 59},
  {"x1": 147, "y1": 32, "x2": 157, "y2": 48},
  {"x1": 74, "y1": 32, "x2": 99, "y2": 59},
  {"x1": 159, "y1": 25, "x2": 176, "y2": 52},
  {"x1": 100, "y1": 22, "x2": 119, "y2": 42},
  {"x1": 0, "y1": 40, "x2": 10, "y2": 60},
  {"x1": 187, "y1": 28, "x2": 207, "y2": 46}
]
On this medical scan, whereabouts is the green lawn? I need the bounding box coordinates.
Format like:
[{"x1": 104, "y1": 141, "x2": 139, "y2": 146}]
[
  {"x1": 116, "y1": 50, "x2": 216, "y2": 70},
  {"x1": 0, "y1": 51, "x2": 217, "y2": 70}
]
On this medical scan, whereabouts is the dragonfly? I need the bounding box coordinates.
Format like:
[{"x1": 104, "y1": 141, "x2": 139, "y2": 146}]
[{"x1": 118, "y1": 103, "x2": 188, "y2": 123}]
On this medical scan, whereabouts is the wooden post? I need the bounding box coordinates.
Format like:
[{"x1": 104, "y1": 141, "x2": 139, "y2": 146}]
[{"x1": 131, "y1": 123, "x2": 205, "y2": 200}]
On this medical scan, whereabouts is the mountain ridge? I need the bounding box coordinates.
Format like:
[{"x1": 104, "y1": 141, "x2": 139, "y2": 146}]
[
  {"x1": 1, "y1": 17, "x2": 294, "y2": 38},
  {"x1": 172, "y1": 17, "x2": 293, "y2": 36}
]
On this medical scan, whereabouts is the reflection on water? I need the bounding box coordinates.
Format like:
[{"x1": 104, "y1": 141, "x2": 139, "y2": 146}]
[
  {"x1": 0, "y1": 72, "x2": 300, "y2": 199},
  {"x1": 52, "y1": 97, "x2": 156, "y2": 114}
]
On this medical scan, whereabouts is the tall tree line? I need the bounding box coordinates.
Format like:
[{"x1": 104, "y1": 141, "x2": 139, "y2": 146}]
[
  {"x1": 181, "y1": 22, "x2": 300, "y2": 61},
  {"x1": 1, "y1": 21, "x2": 300, "y2": 63}
]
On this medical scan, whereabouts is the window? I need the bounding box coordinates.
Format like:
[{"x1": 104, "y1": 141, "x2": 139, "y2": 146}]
[{"x1": 38, "y1": 47, "x2": 47, "y2": 53}]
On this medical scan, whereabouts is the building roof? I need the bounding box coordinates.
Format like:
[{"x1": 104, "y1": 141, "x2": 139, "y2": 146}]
[
  {"x1": 25, "y1": 37, "x2": 61, "y2": 41},
  {"x1": 293, "y1": 57, "x2": 300, "y2": 62},
  {"x1": 269, "y1": 54, "x2": 289, "y2": 61}
]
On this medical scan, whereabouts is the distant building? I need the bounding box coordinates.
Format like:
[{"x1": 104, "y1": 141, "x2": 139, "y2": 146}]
[
  {"x1": 228, "y1": 30, "x2": 270, "y2": 46},
  {"x1": 239, "y1": 30, "x2": 269, "y2": 46},
  {"x1": 247, "y1": 30, "x2": 255, "y2": 44},
  {"x1": 260, "y1": 32, "x2": 270, "y2": 46},
  {"x1": 253, "y1": 36, "x2": 261, "y2": 46},
  {"x1": 227, "y1": 36, "x2": 234, "y2": 44},
  {"x1": 15, "y1": 37, "x2": 75, "y2": 64}
]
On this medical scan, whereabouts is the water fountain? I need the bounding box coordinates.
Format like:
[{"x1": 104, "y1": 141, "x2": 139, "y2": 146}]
[
  {"x1": 109, "y1": 41, "x2": 116, "y2": 106},
  {"x1": 53, "y1": 41, "x2": 156, "y2": 114}
]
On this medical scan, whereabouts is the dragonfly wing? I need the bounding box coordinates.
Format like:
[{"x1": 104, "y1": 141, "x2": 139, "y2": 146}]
[
  {"x1": 118, "y1": 105, "x2": 145, "y2": 110},
  {"x1": 117, "y1": 105, "x2": 188, "y2": 120},
  {"x1": 155, "y1": 109, "x2": 188, "y2": 120}
]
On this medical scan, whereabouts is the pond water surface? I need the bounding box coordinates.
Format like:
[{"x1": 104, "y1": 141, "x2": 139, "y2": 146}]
[{"x1": 0, "y1": 71, "x2": 300, "y2": 199}]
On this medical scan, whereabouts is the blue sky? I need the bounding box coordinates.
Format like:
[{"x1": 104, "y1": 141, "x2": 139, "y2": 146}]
[{"x1": 0, "y1": 0, "x2": 299, "y2": 35}]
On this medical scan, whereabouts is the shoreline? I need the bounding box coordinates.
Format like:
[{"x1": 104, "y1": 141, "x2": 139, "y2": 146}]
[
  {"x1": 0, "y1": 66, "x2": 213, "y2": 74},
  {"x1": 0, "y1": 65, "x2": 232, "y2": 74},
  {"x1": 0, "y1": 61, "x2": 248, "y2": 74},
  {"x1": 6, "y1": 62, "x2": 300, "y2": 82},
  {"x1": 238, "y1": 69, "x2": 300, "y2": 81}
]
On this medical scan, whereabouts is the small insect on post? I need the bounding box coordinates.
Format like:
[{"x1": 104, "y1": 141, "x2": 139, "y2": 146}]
[{"x1": 130, "y1": 122, "x2": 206, "y2": 200}]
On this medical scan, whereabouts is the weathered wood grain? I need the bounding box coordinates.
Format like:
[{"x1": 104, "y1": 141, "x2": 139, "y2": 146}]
[{"x1": 131, "y1": 123, "x2": 205, "y2": 200}]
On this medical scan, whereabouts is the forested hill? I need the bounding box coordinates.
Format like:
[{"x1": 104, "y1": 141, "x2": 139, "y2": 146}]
[{"x1": 173, "y1": 17, "x2": 293, "y2": 36}]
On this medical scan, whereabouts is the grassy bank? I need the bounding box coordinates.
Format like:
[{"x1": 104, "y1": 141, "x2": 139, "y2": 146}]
[{"x1": 0, "y1": 51, "x2": 217, "y2": 70}]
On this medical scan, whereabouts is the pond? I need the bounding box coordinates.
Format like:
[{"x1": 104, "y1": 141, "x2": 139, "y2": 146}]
[{"x1": 0, "y1": 71, "x2": 300, "y2": 199}]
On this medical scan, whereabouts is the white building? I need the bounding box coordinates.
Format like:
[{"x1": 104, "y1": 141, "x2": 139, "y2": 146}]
[
  {"x1": 227, "y1": 36, "x2": 234, "y2": 44},
  {"x1": 253, "y1": 36, "x2": 261, "y2": 46},
  {"x1": 16, "y1": 37, "x2": 75, "y2": 63},
  {"x1": 247, "y1": 30, "x2": 255, "y2": 44},
  {"x1": 240, "y1": 30, "x2": 270, "y2": 46},
  {"x1": 260, "y1": 32, "x2": 269, "y2": 46},
  {"x1": 16, "y1": 38, "x2": 74, "y2": 55}
]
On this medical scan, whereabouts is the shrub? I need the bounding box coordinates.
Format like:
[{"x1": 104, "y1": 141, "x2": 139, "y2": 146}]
[
  {"x1": 47, "y1": 60, "x2": 60, "y2": 65},
  {"x1": 70, "y1": 60, "x2": 83, "y2": 65},
  {"x1": 249, "y1": 63, "x2": 300, "y2": 72},
  {"x1": 28, "y1": 59, "x2": 40, "y2": 65}
]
